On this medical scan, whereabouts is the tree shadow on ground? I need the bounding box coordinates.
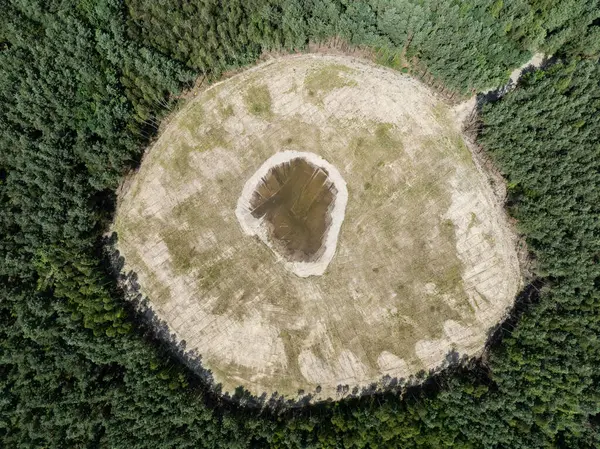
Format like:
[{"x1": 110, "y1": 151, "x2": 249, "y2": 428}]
[{"x1": 104, "y1": 211, "x2": 542, "y2": 413}]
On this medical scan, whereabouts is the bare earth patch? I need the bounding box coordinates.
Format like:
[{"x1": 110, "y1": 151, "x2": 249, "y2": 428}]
[{"x1": 114, "y1": 54, "x2": 522, "y2": 400}]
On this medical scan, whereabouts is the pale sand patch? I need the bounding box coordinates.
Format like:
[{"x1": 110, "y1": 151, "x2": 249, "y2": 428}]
[
  {"x1": 115, "y1": 54, "x2": 523, "y2": 400},
  {"x1": 299, "y1": 350, "x2": 335, "y2": 384},
  {"x1": 415, "y1": 320, "x2": 481, "y2": 368},
  {"x1": 377, "y1": 351, "x2": 410, "y2": 376},
  {"x1": 298, "y1": 349, "x2": 370, "y2": 386},
  {"x1": 236, "y1": 150, "x2": 348, "y2": 277}
]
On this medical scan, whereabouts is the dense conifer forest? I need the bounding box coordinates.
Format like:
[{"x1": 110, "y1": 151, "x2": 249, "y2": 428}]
[{"x1": 1, "y1": 0, "x2": 599, "y2": 447}]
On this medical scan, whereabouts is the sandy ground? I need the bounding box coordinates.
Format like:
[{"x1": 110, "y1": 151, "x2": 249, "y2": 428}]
[{"x1": 115, "y1": 54, "x2": 522, "y2": 400}]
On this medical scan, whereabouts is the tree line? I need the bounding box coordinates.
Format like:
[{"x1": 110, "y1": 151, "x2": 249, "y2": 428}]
[{"x1": 1, "y1": 0, "x2": 599, "y2": 447}]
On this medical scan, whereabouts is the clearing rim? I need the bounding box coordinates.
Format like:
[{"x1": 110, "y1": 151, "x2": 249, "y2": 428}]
[{"x1": 114, "y1": 54, "x2": 522, "y2": 400}]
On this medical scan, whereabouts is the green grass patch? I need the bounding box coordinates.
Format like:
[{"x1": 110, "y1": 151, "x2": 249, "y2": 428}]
[
  {"x1": 374, "y1": 123, "x2": 400, "y2": 151},
  {"x1": 278, "y1": 329, "x2": 309, "y2": 388},
  {"x1": 244, "y1": 84, "x2": 273, "y2": 118},
  {"x1": 198, "y1": 125, "x2": 228, "y2": 151},
  {"x1": 219, "y1": 103, "x2": 234, "y2": 119},
  {"x1": 468, "y1": 212, "x2": 479, "y2": 230},
  {"x1": 161, "y1": 229, "x2": 199, "y2": 275},
  {"x1": 159, "y1": 125, "x2": 228, "y2": 177},
  {"x1": 197, "y1": 256, "x2": 228, "y2": 291},
  {"x1": 178, "y1": 102, "x2": 205, "y2": 135},
  {"x1": 304, "y1": 64, "x2": 357, "y2": 102}
]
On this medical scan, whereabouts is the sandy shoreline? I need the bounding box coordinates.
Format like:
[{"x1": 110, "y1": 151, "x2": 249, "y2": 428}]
[{"x1": 235, "y1": 150, "x2": 348, "y2": 277}]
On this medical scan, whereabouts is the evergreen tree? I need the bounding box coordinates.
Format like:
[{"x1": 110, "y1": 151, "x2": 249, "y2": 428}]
[{"x1": 1, "y1": 0, "x2": 599, "y2": 447}]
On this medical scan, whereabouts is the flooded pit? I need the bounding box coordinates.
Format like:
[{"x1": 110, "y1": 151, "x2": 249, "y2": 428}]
[
  {"x1": 249, "y1": 158, "x2": 337, "y2": 262},
  {"x1": 236, "y1": 150, "x2": 348, "y2": 277}
]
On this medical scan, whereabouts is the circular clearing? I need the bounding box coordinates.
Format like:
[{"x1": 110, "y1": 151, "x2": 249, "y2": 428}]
[{"x1": 115, "y1": 55, "x2": 522, "y2": 400}]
